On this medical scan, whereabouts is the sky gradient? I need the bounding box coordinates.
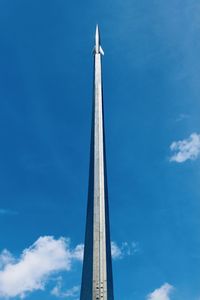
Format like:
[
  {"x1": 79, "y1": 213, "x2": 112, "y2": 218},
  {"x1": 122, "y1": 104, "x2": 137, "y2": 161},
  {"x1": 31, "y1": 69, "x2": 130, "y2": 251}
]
[{"x1": 0, "y1": 1, "x2": 200, "y2": 300}]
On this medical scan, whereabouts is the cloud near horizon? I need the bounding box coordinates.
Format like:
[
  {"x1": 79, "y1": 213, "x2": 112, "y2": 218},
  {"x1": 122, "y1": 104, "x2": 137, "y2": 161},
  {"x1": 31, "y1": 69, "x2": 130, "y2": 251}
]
[
  {"x1": 146, "y1": 283, "x2": 174, "y2": 300},
  {"x1": 169, "y1": 133, "x2": 200, "y2": 163},
  {"x1": 0, "y1": 236, "x2": 82, "y2": 299}
]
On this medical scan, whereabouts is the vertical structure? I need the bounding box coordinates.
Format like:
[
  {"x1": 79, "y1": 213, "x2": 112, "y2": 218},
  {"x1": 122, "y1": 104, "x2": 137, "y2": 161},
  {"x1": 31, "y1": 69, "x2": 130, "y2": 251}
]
[{"x1": 80, "y1": 26, "x2": 114, "y2": 300}]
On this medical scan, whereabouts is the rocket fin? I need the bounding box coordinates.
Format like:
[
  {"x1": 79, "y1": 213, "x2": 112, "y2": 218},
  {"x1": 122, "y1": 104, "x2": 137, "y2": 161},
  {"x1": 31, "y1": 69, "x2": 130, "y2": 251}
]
[{"x1": 100, "y1": 46, "x2": 104, "y2": 55}]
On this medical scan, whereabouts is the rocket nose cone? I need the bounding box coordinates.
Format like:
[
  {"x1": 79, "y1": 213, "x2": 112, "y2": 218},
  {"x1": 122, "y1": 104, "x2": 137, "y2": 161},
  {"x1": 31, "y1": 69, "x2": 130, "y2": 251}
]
[
  {"x1": 95, "y1": 24, "x2": 100, "y2": 42},
  {"x1": 96, "y1": 24, "x2": 99, "y2": 34}
]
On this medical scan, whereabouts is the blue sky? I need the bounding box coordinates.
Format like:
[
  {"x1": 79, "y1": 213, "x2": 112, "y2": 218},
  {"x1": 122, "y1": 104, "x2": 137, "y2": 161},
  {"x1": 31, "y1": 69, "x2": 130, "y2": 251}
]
[{"x1": 0, "y1": 0, "x2": 200, "y2": 299}]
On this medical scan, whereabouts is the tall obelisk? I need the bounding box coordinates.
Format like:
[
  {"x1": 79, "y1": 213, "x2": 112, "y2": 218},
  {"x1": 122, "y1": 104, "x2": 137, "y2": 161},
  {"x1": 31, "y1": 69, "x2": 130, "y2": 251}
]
[{"x1": 80, "y1": 26, "x2": 114, "y2": 300}]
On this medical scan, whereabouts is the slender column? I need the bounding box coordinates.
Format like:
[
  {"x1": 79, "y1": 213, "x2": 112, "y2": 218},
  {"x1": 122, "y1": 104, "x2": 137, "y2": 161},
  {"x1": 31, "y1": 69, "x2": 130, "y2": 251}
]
[{"x1": 80, "y1": 26, "x2": 114, "y2": 300}]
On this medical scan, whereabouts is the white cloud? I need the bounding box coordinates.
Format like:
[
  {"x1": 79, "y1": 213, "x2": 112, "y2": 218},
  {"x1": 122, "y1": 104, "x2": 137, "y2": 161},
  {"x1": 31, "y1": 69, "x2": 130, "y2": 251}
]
[
  {"x1": 147, "y1": 283, "x2": 174, "y2": 300},
  {"x1": 111, "y1": 241, "x2": 139, "y2": 259},
  {"x1": 169, "y1": 133, "x2": 200, "y2": 163},
  {"x1": 51, "y1": 277, "x2": 79, "y2": 298},
  {"x1": 70, "y1": 244, "x2": 84, "y2": 261},
  {"x1": 111, "y1": 242, "x2": 123, "y2": 259},
  {"x1": 0, "y1": 236, "x2": 83, "y2": 299},
  {"x1": 0, "y1": 250, "x2": 15, "y2": 269}
]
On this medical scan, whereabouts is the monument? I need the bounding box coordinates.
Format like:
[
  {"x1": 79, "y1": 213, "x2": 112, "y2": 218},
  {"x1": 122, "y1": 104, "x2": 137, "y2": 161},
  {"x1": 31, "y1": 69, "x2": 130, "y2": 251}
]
[{"x1": 80, "y1": 26, "x2": 114, "y2": 300}]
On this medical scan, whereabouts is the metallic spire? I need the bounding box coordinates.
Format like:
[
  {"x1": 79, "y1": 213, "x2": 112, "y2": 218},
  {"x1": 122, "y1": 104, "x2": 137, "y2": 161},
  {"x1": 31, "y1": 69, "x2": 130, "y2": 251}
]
[
  {"x1": 95, "y1": 24, "x2": 104, "y2": 55},
  {"x1": 80, "y1": 26, "x2": 114, "y2": 300},
  {"x1": 95, "y1": 25, "x2": 100, "y2": 53}
]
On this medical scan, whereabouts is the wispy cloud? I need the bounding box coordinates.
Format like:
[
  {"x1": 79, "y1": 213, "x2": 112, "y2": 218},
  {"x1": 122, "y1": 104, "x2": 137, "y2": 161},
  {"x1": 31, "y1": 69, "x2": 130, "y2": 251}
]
[
  {"x1": 0, "y1": 250, "x2": 15, "y2": 269},
  {"x1": 111, "y1": 241, "x2": 139, "y2": 259},
  {"x1": 146, "y1": 283, "x2": 174, "y2": 300},
  {"x1": 0, "y1": 236, "x2": 82, "y2": 299},
  {"x1": 169, "y1": 133, "x2": 200, "y2": 163},
  {"x1": 0, "y1": 209, "x2": 18, "y2": 216},
  {"x1": 175, "y1": 113, "x2": 190, "y2": 122},
  {"x1": 51, "y1": 277, "x2": 79, "y2": 299},
  {"x1": 70, "y1": 244, "x2": 84, "y2": 261}
]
